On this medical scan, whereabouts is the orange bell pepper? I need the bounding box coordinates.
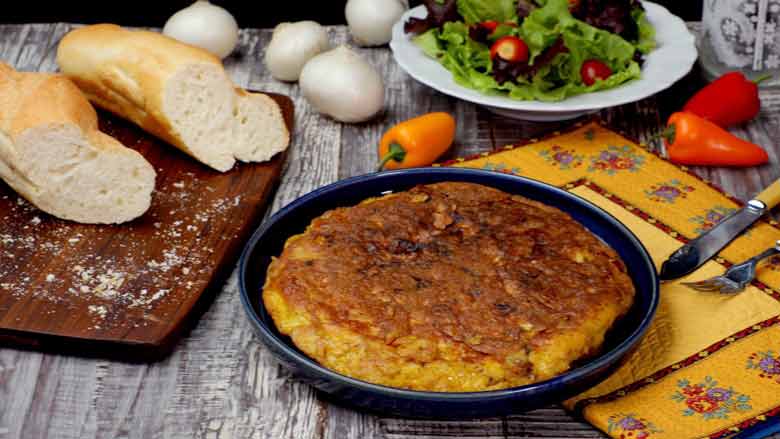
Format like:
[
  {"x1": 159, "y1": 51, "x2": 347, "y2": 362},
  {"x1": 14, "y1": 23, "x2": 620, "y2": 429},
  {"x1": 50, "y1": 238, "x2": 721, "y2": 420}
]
[
  {"x1": 377, "y1": 112, "x2": 456, "y2": 171},
  {"x1": 663, "y1": 112, "x2": 768, "y2": 167}
]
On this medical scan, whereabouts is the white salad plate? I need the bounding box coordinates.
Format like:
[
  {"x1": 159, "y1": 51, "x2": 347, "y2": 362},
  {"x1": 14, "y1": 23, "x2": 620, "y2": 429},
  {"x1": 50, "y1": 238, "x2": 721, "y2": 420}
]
[{"x1": 389, "y1": 2, "x2": 697, "y2": 121}]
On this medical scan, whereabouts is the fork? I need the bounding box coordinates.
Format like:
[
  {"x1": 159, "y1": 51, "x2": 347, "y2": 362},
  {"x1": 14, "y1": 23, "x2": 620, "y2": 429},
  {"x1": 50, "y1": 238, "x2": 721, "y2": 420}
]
[{"x1": 682, "y1": 240, "x2": 780, "y2": 294}]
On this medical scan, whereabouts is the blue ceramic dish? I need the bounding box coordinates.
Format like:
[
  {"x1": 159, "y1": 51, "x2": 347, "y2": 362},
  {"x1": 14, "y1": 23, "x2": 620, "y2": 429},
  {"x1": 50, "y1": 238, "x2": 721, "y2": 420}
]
[{"x1": 238, "y1": 168, "x2": 659, "y2": 419}]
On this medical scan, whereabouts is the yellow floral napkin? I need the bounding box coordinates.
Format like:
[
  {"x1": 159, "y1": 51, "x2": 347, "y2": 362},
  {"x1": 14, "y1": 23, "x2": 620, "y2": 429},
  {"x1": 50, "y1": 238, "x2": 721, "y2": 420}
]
[{"x1": 447, "y1": 121, "x2": 780, "y2": 439}]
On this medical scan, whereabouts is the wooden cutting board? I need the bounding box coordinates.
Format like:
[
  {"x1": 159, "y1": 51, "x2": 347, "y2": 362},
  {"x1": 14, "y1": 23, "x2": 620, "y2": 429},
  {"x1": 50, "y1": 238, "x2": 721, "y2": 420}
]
[{"x1": 0, "y1": 93, "x2": 292, "y2": 361}]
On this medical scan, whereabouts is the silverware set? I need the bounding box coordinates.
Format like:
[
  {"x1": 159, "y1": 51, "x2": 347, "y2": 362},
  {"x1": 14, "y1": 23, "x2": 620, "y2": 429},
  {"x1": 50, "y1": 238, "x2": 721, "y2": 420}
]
[
  {"x1": 682, "y1": 240, "x2": 780, "y2": 294},
  {"x1": 660, "y1": 179, "x2": 780, "y2": 293}
]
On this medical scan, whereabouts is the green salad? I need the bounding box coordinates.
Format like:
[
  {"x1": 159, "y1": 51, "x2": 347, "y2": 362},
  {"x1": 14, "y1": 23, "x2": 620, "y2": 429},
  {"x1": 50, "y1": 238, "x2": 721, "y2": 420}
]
[{"x1": 403, "y1": 0, "x2": 656, "y2": 101}]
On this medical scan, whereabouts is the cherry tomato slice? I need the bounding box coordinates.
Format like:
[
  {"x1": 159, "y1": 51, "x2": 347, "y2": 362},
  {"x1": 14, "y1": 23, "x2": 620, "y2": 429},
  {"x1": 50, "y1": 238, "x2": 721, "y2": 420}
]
[
  {"x1": 580, "y1": 59, "x2": 612, "y2": 86},
  {"x1": 489, "y1": 36, "x2": 529, "y2": 63},
  {"x1": 480, "y1": 20, "x2": 499, "y2": 33}
]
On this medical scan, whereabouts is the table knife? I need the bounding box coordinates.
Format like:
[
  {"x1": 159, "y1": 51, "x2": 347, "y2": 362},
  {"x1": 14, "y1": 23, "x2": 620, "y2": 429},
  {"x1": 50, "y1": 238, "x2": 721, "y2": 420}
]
[{"x1": 659, "y1": 178, "x2": 780, "y2": 281}]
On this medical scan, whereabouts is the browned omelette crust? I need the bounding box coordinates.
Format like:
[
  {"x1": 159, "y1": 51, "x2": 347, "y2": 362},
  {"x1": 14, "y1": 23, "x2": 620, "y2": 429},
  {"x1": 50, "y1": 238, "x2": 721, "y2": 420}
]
[{"x1": 263, "y1": 182, "x2": 634, "y2": 392}]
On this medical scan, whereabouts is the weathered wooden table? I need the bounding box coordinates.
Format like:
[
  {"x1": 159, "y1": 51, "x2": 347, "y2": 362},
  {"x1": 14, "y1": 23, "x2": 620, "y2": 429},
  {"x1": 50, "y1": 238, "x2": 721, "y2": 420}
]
[{"x1": 1, "y1": 23, "x2": 779, "y2": 439}]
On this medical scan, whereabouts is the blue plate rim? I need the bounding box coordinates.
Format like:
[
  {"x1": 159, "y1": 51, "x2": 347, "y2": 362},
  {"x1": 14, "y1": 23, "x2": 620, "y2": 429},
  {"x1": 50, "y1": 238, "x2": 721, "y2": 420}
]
[{"x1": 238, "y1": 167, "x2": 659, "y2": 401}]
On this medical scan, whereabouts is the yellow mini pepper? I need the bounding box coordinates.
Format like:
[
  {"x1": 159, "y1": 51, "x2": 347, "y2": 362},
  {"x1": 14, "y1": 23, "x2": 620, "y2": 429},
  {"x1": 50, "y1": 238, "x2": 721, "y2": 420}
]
[{"x1": 377, "y1": 112, "x2": 457, "y2": 171}]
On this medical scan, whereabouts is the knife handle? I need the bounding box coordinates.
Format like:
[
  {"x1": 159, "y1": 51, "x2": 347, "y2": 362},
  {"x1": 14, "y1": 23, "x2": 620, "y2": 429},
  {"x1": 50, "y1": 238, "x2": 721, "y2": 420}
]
[{"x1": 755, "y1": 179, "x2": 780, "y2": 209}]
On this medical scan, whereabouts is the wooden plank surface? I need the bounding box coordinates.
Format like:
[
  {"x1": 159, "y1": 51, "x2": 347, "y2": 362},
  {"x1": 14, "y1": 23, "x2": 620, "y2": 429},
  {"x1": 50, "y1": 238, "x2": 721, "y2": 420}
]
[
  {"x1": 1, "y1": 23, "x2": 779, "y2": 439},
  {"x1": 0, "y1": 97, "x2": 290, "y2": 359}
]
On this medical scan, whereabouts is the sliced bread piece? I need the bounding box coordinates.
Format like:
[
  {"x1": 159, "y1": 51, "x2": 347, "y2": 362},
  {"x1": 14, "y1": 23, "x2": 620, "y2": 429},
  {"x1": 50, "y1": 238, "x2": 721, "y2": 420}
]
[
  {"x1": 0, "y1": 63, "x2": 156, "y2": 224},
  {"x1": 56, "y1": 24, "x2": 290, "y2": 172}
]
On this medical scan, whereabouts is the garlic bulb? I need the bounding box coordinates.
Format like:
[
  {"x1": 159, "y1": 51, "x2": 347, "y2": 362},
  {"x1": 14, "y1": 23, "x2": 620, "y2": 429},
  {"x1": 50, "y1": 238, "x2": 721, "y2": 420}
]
[
  {"x1": 299, "y1": 46, "x2": 384, "y2": 123},
  {"x1": 345, "y1": 0, "x2": 407, "y2": 46},
  {"x1": 264, "y1": 21, "x2": 330, "y2": 82},
  {"x1": 163, "y1": 1, "x2": 239, "y2": 59}
]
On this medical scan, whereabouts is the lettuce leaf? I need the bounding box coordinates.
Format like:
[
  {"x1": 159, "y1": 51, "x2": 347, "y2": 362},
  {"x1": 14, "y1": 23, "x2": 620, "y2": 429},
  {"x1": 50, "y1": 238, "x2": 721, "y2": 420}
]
[
  {"x1": 455, "y1": 0, "x2": 517, "y2": 24},
  {"x1": 558, "y1": 15, "x2": 638, "y2": 79},
  {"x1": 414, "y1": 29, "x2": 445, "y2": 58},
  {"x1": 518, "y1": 0, "x2": 566, "y2": 62},
  {"x1": 414, "y1": 0, "x2": 649, "y2": 102},
  {"x1": 405, "y1": 0, "x2": 461, "y2": 35},
  {"x1": 437, "y1": 21, "x2": 492, "y2": 82},
  {"x1": 506, "y1": 60, "x2": 641, "y2": 101},
  {"x1": 632, "y1": 8, "x2": 656, "y2": 54}
]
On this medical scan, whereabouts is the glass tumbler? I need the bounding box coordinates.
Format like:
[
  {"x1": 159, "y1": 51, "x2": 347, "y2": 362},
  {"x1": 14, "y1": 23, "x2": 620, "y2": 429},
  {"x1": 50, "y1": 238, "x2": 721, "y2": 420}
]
[{"x1": 699, "y1": 0, "x2": 780, "y2": 85}]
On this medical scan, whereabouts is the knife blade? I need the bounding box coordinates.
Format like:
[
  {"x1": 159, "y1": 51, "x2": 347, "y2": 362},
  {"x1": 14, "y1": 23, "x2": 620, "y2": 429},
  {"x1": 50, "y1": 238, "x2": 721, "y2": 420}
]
[
  {"x1": 659, "y1": 200, "x2": 765, "y2": 280},
  {"x1": 659, "y1": 178, "x2": 780, "y2": 281}
]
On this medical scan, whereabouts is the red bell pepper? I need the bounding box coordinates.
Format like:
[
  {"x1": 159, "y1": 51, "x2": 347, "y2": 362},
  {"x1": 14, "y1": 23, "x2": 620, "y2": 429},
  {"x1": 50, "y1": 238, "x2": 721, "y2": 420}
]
[{"x1": 682, "y1": 72, "x2": 769, "y2": 127}]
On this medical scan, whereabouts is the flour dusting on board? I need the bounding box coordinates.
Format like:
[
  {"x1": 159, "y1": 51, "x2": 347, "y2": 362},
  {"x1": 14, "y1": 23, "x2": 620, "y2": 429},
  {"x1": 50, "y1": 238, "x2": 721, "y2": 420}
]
[
  {"x1": 0, "y1": 97, "x2": 287, "y2": 351},
  {"x1": 0, "y1": 176, "x2": 243, "y2": 330}
]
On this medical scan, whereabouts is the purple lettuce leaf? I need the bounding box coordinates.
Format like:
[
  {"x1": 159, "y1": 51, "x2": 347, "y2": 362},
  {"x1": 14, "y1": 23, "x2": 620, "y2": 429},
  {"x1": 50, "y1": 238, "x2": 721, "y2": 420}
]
[
  {"x1": 571, "y1": 0, "x2": 642, "y2": 40},
  {"x1": 404, "y1": 0, "x2": 462, "y2": 35}
]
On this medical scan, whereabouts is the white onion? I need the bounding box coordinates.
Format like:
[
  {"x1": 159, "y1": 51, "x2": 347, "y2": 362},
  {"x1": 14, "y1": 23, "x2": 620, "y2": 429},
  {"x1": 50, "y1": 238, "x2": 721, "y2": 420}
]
[
  {"x1": 345, "y1": 0, "x2": 407, "y2": 46},
  {"x1": 264, "y1": 21, "x2": 330, "y2": 82},
  {"x1": 299, "y1": 46, "x2": 384, "y2": 123},
  {"x1": 163, "y1": 1, "x2": 239, "y2": 59}
]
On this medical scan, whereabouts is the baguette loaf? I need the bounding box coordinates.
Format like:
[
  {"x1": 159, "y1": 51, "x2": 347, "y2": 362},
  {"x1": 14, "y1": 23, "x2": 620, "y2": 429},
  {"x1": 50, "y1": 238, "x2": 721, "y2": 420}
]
[
  {"x1": 0, "y1": 63, "x2": 155, "y2": 224},
  {"x1": 56, "y1": 24, "x2": 290, "y2": 172}
]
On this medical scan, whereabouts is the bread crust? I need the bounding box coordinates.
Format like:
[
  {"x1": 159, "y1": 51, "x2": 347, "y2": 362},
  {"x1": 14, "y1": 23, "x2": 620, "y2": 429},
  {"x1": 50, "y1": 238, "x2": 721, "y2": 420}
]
[
  {"x1": 0, "y1": 62, "x2": 155, "y2": 224},
  {"x1": 0, "y1": 63, "x2": 98, "y2": 138},
  {"x1": 57, "y1": 24, "x2": 216, "y2": 151},
  {"x1": 57, "y1": 24, "x2": 290, "y2": 172}
]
